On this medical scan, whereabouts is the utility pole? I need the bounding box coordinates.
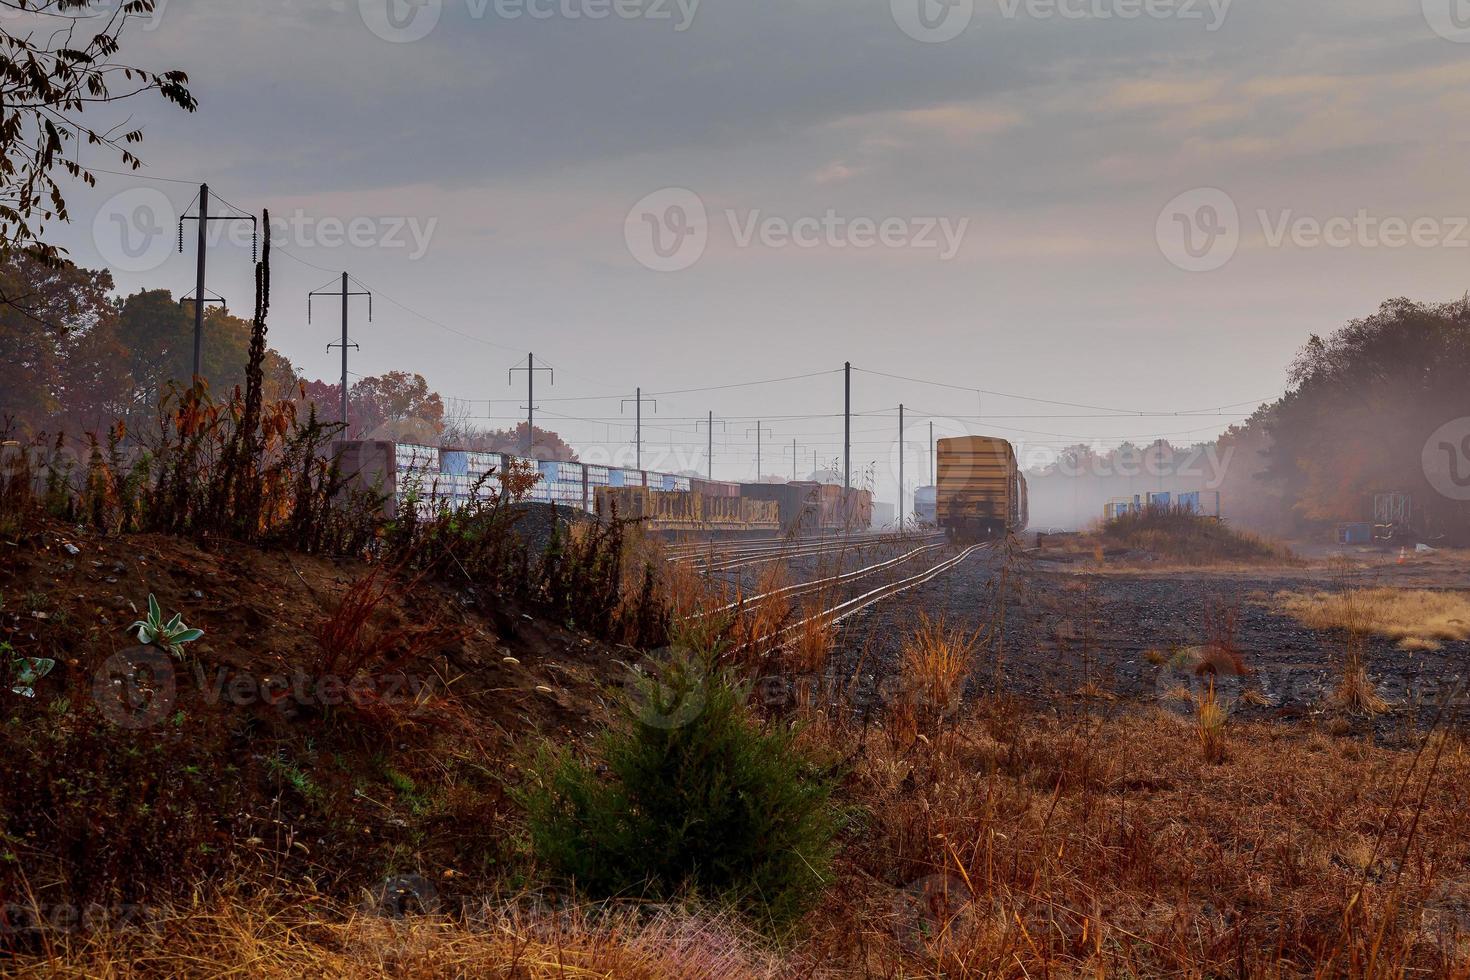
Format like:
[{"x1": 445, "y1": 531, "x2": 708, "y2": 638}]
[
  {"x1": 899, "y1": 404, "x2": 905, "y2": 533},
  {"x1": 746, "y1": 422, "x2": 774, "y2": 482},
  {"x1": 178, "y1": 184, "x2": 256, "y2": 381},
  {"x1": 308, "y1": 273, "x2": 372, "y2": 429},
  {"x1": 621, "y1": 388, "x2": 657, "y2": 470},
  {"x1": 930, "y1": 421, "x2": 935, "y2": 485},
  {"x1": 696, "y1": 412, "x2": 725, "y2": 482},
  {"x1": 843, "y1": 361, "x2": 852, "y2": 491},
  {"x1": 508, "y1": 354, "x2": 554, "y2": 458}
]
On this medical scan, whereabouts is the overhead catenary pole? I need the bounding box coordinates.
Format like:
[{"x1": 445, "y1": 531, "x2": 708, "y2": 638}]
[
  {"x1": 930, "y1": 421, "x2": 935, "y2": 485},
  {"x1": 746, "y1": 421, "x2": 774, "y2": 482},
  {"x1": 508, "y1": 354, "x2": 554, "y2": 458},
  {"x1": 192, "y1": 183, "x2": 207, "y2": 378},
  {"x1": 621, "y1": 388, "x2": 658, "y2": 470},
  {"x1": 791, "y1": 439, "x2": 798, "y2": 482},
  {"x1": 178, "y1": 183, "x2": 256, "y2": 382},
  {"x1": 308, "y1": 273, "x2": 372, "y2": 431},
  {"x1": 899, "y1": 404, "x2": 905, "y2": 533},
  {"x1": 341, "y1": 273, "x2": 348, "y2": 421},
  {"x1": 696, "y1": 412, "x2": 725, "y2": 481},
  {"x1": 843, "y1": 361, "x2": 852, "y2": 491}
]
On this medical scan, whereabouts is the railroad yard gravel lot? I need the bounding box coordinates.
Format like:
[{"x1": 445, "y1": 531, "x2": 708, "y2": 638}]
[{"x1": 822, "y1": 541, "x2": 1470, "y2": 738}]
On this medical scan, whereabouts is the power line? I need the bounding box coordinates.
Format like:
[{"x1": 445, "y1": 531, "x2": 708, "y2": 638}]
[{"x1": 853, "y1": 365, "x2": 1279, "y2": 417}]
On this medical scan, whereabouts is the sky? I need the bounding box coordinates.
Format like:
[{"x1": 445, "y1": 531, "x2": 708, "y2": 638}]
[{"x1": 23, "y1": 0, "x2": 1470, "y2": 508}]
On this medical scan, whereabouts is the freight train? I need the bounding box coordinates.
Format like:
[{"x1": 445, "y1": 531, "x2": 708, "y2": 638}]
[
  {"x1": 331, "y1": 441, "x2": 873, "y2": 537},
  {"x1": 935, "y1": 436, "x2": 1029, "y2": 540},
  {"x1": 598, "y1": 479, "x2": 874, "y2": 537}
]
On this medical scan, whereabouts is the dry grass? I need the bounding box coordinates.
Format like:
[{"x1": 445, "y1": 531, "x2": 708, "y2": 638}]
[
  {"x1": 802, "y1": 706, "x2": 1470, "y2": 977},
  {"x1": 898, "y1": 614, "x2": 979, "y2": 727},
  {"x1": 1046, "y1": 508, "x2": 1296, "y2": 569},
  {"x1": 13, "y1": 708, "x2": 1470, "y2": 978},
  {"x1": 1277, "y1": 587, "x2": 1470, "y2": 651},
  {"x1": 11, "y1": 895, "x2": 800, "y2": 979},
  {"x1": 1195, "y1": 677, "x2": 1229, "y2": 763},
  {"x1": 786, "y1": 593, "x2": 836, "y2": 676}
]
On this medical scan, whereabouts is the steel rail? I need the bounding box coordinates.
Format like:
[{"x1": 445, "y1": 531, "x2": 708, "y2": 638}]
[
  {"x1": 699, "y1": 533, "x2": 946, "y2": 574},
  {"x1": 691, "y1": 541, "x2": 949, "y2": 619}
]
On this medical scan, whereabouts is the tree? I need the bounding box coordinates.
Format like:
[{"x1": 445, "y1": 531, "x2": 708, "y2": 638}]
[
  {"x1": 348, "y1": 371, "x2": 444, "y2": 440},
  {"x1": 0, "y1": 0, "x2": 195, "y2": 265},
  {"x1": 0, "y1": 249, "x2": 114, "y2": 429},
  {"x1": 439, "y1": 418, "x2": 578, "y2": 461},
  {"x1": 114, "y1": 291, "x2": 299, "y2": 423},
  {"x1": 1263, "y1": 297, "x2": 1470, "y2": 538}
]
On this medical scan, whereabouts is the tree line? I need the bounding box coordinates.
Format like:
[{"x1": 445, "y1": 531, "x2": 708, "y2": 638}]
[{"x1": 0, "y1": 251, "x2": 576, "y2": 460}]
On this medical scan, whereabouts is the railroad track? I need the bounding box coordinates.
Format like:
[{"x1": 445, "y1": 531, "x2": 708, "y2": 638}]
[
  {"x1": 817, "y1": 543, "x2": 990, "y2": 628},
  {"x1": 690, "y1": 541, "x2": 950, "y2": 620},
  {"x1": 675, "y1": 532, "x2": 946, "y2": 574},
  {"x1": 729, "y1": 542, "x2": 992, "y2": 651},
  {"x1": 665, "y1": 530, "x2": 930, "y2": 563}
]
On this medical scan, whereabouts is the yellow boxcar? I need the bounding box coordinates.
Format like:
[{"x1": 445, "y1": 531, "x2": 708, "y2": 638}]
[{"x1": 936, "y1": 436, "x2": 1029, "y2": 540}]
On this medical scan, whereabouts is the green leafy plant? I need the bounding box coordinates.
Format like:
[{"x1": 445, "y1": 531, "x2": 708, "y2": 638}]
[
  {"x1": 5, "y1": 641, "x2": 54, "y2": 698},
  {"x1": 518, "y1": 648, "x2": 840, "y2": 933},
  {"x1": 130, "y1": 594, "x2": 204, "y2": 659}
]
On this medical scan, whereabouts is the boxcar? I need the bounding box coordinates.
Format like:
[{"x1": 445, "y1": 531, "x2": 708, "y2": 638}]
[{"x1": 936, "y1": 436, "x2": 1029, "y2": 540}]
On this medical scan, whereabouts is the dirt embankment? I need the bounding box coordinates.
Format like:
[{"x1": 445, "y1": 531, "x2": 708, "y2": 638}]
[{"x1": 0, "y1": 515, "x2": 625, "y2": 912}]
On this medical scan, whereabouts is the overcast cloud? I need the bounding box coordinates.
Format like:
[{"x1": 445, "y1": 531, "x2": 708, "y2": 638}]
[{"x1": 28, "y1": 0, "x2": 1470, "y2": 504}]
